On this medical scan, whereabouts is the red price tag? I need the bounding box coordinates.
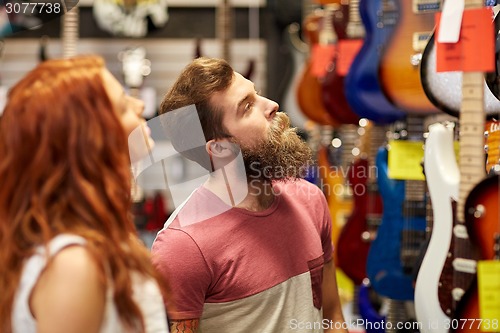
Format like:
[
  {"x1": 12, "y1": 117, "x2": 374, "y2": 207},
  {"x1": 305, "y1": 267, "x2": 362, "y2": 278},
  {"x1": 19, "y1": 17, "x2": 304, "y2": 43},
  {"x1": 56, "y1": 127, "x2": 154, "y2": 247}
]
[
  {"x1": 436, "y1": 8, "x2": 495, "y2": 72},
  {"x1": 310, "y1": 44, "x2": 336, "y2": 78},
  {"x1": 336, "y1": 39, "x2": 363, "y2": 76}
]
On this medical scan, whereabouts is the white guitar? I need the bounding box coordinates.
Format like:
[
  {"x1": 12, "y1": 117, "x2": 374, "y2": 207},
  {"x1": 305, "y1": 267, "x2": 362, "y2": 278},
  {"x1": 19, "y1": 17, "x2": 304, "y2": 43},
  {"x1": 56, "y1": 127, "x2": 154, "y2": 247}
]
[
  {"x1": 415, "y1": 122, "x2": 458, "y2": 333},
  {"x1": 415, "y1": 1, "x2": 487, "y2": 331}
]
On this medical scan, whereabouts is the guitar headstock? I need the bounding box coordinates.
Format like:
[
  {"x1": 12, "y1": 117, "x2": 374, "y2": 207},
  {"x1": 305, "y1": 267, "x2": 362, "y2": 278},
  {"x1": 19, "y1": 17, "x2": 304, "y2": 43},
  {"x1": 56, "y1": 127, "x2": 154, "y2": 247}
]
[
  {"x1": 485, "y1": 119, "x2": 500, "y2": 173},
  {"x1": 119, "y1": 46, "x2": 151, "y2": 91}
]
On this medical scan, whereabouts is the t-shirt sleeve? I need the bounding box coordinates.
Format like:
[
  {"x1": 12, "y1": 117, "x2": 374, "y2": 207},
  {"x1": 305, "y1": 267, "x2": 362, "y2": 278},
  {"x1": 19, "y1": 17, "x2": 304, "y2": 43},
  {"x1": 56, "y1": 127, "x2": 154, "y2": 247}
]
[
  {"x1": 318, "y1": 188, "x2": 334, "y2": 264},
  {"x1": 151, "y1": 227, "x2": 212, "y2": 320}
]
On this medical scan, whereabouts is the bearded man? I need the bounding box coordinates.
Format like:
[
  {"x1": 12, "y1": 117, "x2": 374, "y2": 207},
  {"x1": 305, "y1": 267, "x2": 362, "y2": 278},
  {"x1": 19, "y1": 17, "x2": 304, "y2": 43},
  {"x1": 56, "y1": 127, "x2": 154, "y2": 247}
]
[{"x1": 151, "y1": 57, "x2": 347, "y2": 333}]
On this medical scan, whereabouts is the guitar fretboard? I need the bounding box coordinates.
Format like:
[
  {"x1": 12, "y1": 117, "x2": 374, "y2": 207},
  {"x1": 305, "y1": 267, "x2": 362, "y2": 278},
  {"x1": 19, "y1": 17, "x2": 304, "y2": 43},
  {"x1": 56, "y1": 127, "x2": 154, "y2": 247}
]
[
  {"x1": 458, "y1": 72, "x2": 486, "y2": 223},
  {"x1": 61, "y1": 2, "x2": 79, "y2": 58}
]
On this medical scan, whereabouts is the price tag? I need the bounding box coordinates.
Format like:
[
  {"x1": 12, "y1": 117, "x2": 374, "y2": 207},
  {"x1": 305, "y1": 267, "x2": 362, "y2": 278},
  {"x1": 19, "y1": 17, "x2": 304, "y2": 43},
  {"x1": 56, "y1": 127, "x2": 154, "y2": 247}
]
[
  {"x1": 311, "y1": 44, "x2": 336, "y2": 78},
  {"x1": 388, "y1": 140, "x2": 425, "y2": 181},
  {"x1": 477, "y1": 260, "x2": 500, "y2": 332},
  {"x1": 335, "y1": 39, "x2": 363, "y2": 76},
  {"x1": 435, "y1": 8, "x2": 495, "y2": 72}
]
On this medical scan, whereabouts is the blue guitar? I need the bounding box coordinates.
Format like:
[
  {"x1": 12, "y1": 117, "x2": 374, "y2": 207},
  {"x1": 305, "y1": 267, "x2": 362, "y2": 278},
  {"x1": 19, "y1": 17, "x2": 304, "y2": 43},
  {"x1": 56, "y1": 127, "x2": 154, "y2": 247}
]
[
  {"x1": 366, "y1": 147, "x2": 427, "y2": 300},
  {"x1": 358, "y1": 281, "x2": 385, "y2": 333},
  {"x1": 344, "y1": 0, "x2": 406, "y2": 124}
]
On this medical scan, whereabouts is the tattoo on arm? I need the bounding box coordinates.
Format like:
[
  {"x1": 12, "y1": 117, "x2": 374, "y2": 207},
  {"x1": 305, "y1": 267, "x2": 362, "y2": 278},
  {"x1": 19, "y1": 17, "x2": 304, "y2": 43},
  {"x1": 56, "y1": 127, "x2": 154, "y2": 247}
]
[{"x1": 169, "y1": 319, "x2": 200, "y2": 333}]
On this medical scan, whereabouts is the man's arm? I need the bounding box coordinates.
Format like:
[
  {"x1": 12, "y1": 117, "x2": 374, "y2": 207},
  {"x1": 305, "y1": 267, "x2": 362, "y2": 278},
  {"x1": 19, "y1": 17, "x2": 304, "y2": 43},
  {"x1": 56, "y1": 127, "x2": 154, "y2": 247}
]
[
  {"x1": 322, "y1": 259, "x2": 349, "y2": 333},
  {"x1": 169, "y1": 319, "x2": 200, "y2": 333}
]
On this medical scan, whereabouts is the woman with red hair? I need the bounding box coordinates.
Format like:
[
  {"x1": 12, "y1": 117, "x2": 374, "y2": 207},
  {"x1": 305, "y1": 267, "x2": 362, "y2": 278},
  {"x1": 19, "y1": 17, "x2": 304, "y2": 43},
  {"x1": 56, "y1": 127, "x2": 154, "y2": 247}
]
[{"x1": 0, "y1": 55, "x2": 169, "y2": 333}]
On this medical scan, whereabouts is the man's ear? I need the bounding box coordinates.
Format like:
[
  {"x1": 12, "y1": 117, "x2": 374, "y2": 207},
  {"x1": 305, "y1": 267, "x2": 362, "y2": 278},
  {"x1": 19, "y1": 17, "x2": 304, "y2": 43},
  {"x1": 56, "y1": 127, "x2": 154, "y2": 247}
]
[{"x1": 206, "y1": 139, "x2": 234, "y2": 159}]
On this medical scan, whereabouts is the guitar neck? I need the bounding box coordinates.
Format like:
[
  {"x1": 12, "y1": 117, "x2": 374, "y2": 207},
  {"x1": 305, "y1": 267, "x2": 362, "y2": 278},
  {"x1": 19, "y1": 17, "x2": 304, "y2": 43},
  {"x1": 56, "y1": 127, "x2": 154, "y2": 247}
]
[
  {"x1": 61, "y1": 4, "x2": 79, "y2": 58},
  {"x1": 346, "y1": 0, "x2": 364, "y2": 38},
  {"x1": 217, "y1": 0, "x2": 232, "y2": 63},
  {"x1": 457, "y1": 72, "x2": 486, "y2": 223}
]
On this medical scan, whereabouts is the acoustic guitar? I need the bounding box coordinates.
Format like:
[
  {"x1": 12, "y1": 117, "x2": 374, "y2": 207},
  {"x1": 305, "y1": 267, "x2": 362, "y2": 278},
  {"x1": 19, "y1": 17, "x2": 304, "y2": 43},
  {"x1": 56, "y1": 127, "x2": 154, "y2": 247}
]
[
  {"x1": 344, "y1": 0, "x2": 406, "y2": 124},
  {"x1": 378, "y1": 0, "x2": 441, "y2": 114}
]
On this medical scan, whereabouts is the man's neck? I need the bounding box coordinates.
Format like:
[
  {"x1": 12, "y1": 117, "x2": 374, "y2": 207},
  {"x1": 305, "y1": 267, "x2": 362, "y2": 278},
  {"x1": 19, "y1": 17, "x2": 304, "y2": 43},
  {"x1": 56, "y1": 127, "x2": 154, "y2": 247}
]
[{"x1": 204, "y1": 170, "x2": 275, "y2": 212}]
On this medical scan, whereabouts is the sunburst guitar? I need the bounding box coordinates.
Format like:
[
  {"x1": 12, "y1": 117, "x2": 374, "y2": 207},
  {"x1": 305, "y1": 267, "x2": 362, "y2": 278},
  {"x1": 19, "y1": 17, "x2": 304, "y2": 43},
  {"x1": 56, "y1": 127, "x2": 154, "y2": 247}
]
[{"x1": 378, "y1": 0, "x2": 441, "y2": 114}]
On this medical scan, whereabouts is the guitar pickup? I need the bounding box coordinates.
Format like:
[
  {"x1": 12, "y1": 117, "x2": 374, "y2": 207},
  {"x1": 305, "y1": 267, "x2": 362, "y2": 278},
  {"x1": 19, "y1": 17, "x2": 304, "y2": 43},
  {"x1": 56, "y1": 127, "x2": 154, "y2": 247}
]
[
  {"x1": 413, "y1": 0, "x2": 442, "y2": 14},
  {"x1": 452, "y1": 258, "x2": 477, "y2": 274}
]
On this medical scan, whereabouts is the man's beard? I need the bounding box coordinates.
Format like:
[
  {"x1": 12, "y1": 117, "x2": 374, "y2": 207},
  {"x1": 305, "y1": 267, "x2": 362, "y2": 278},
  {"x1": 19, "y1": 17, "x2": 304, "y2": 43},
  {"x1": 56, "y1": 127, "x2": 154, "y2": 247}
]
[{"x1": 238, "y1": 112, "x2": 312, "y2": 182}]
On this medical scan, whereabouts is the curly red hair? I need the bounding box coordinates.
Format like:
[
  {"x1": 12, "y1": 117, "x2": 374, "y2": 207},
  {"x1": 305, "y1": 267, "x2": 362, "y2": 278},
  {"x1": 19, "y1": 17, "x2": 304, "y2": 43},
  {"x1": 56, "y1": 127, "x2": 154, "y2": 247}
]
[{"x1": 0, "y1": 55, "x2": 167, "y2": 332}]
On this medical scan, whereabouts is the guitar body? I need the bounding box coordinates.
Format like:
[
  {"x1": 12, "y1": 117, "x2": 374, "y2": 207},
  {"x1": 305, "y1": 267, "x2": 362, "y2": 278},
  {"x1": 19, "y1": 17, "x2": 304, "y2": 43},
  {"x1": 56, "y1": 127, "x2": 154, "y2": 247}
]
[
  {"x1": 358, "y1": 282, "x2": 386, "y2": 333},
  {"x1": 282, "y1": 23, "x2": 310, "y2": 130},
  {"x1": 379, "y1": 0, "x2": 440, "y2": 114},
  {"x1": 317, "y1": 145, "x2": 353, "y2": 251},
  {"x1": 344, "y1": 0, "x2": 406, "y2": 124},
  {"x1": 321, "y1": 3, "x2": 361, "y2": 125},
  {"x1": 451, "y1": 174, "x2": 499, "y2": 333},
  {"x1": 336, "y1": 157, "x2": 381, "y2": 285},
  {"x1": 296, "y1": 12, "x2": 339, "y2": 127},
  {"x1": 366, "y1": 147, "x2": 426, "y2": 300},
  {"x1": 420, "y1": 32, "x2": 500, "y2": 118},
  {"x1": 414, "y1": 123, "x2": 458, "y2": 333}
]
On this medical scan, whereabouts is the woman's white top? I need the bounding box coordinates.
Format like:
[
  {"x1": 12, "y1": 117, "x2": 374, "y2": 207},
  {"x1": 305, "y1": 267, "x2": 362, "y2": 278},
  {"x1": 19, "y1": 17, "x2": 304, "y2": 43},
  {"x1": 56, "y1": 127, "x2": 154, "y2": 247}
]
[{"x1": 11, "y1": 234, "x2": 170, "y2": 333}]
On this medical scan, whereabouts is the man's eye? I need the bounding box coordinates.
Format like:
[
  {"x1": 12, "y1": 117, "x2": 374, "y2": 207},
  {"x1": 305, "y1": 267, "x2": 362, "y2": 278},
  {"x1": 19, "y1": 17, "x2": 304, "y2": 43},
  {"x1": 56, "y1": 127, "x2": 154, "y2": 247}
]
[{"x1": 244, "y1": 102, "x2": 253, "y2": 112}]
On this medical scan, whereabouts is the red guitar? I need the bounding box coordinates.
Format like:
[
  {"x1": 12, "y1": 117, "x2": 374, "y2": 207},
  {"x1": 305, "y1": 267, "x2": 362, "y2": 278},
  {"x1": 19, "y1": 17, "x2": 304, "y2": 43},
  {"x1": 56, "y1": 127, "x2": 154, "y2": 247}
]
[
  {"x1": 336, "y1": 121, "x2": 385, "y2": 285},
  {"x1": 320, "y1": 0, "x2": 362, "y2": 125},
  {"x1": 296, "y1": 6, "x2": 339, "y2": 127}
]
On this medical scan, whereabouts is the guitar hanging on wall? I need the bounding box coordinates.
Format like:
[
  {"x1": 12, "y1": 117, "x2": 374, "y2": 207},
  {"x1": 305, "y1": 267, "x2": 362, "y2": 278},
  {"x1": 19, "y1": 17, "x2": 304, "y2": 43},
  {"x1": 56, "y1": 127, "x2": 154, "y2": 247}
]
[
  {"x1": 366, "y1": 116, "x2": 427, "y2": 301},
  {"x1": 321, "y1": 0, "x2": 362, "y2": 125},
  {"x1": 378, "y1": 0, "x2": 441, "y2": 115},
  {"x1": 344, "y1": 0, "x2": 406, "y2": 124},
  {"x1": 450, "y1": 121, "x2": 500, "y2": 332},
  {"x1": 415, "y1": 2, "x2": 492, "y2": 331},
  {"x1": 296, "y1": 2, "x2": 339, "y2": 127},
  {"x1": 420, "y1": 8, "x2": 500, "y2": 118}
]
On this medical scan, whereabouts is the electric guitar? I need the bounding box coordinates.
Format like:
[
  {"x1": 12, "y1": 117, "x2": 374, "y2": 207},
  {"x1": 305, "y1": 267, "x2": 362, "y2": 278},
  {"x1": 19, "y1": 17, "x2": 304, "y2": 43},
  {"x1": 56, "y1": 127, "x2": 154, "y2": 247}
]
[
  {"x1": 336, "y1": 122, "x2": 385, "y2": 286},
  {"x1": 366, "y1": 116, "x2": 428, "y2": 301},
  {"x1": 378, "y1": 0, "x2": 441, "y2": 114},
  {"x1": 344, "y1": 0, "x2": 406, "y2": 124},
  {"x1": 415, "y1": 2, "x2": 487, "y2": 330},
  {"x1": 321, "y1": 0, "x2": 362, "y2": 125},
  {"x1": 281, "y1": 23, "x2": 310, "y2": 130},
  {"x1": 358, "y1": 280, "x2": 386, "y2": 333},
  {"x1": 420, "y1": 19, "x2": 500, "y2": 118},
  {"x1": 450, "y1": 118, "x2": 500, "y2": 333},
  {"x1": 415, "y1": 121, "x2": 458, "y2": 333},
  {"x1": 485, "y1": 119, "x2": 500, "y2": 173},
  {"x1": 317, "y1": 125, "x2": 359, "y2": 255},
  {"x1": 218, "y1": 0, "x2": 255, "y2": 79},
  {"x1": 296, "y1": 4, "x2": 339, "y2": 127}
]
